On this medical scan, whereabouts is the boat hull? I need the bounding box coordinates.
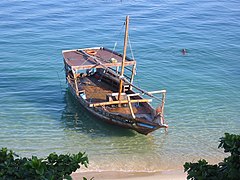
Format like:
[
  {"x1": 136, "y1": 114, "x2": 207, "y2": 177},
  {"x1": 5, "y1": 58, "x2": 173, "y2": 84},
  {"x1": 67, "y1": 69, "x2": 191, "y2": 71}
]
[{"x1": 67, "y1": 83, "x2": 160, "y2": 135}]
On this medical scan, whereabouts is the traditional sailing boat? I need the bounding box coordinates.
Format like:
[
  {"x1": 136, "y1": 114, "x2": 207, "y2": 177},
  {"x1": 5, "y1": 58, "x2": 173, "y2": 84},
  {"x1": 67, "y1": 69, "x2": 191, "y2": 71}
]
[{"x1": 62, "y1": 16, "x2": 168, "y2": 135}]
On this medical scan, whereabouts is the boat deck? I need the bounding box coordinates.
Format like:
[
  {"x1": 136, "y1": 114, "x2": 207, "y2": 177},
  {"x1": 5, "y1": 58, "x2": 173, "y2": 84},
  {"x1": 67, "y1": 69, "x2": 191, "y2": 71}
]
[
  {"x1": 78, "y1": 75, "x2": 115, "y2": 103},
  {"x1": 76, "y1": 75, "x2": 153, "y2": 119}
]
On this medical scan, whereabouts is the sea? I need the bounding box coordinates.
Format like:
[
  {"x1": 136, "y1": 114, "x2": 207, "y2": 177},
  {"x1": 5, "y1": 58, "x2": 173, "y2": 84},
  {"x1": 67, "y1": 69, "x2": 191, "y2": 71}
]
[{"x1": 0, "y1": 0, "x2": 239, "y2": 173}]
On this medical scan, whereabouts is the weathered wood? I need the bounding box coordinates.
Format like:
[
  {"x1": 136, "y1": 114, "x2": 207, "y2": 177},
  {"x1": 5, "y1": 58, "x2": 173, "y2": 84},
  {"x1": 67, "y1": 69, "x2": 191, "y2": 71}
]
[
  {"x1": 127, "y1": 96, "x2": 135, "y2": 119},
  {"x1": 63, "y1": 47, "x2": 136, "y2": 70},
  {"x1": 118, "y1": 16, "x2": 129, "y2": 101},
  {"x1": 78, "y1": 90, "x2": 85, "y2": 93},
  {"x1": 71, "y1": 61, "x2": 135, "y2": 70},
  {"x1": 116, "y1": 66, "x2": 119, "y2": 74},
  {"x1": 89, "y1": 98, "x2": 152, "y2": 107},
  {"x1": 161, "y1": 92, "x2": 166, "y2": 118},
  {"x1": 110, "y1": 92, "x2": 126, "y2": 96},
  {"x1": 73, "y1": 73, "x2": 79, "y2": 95},
  {"x1": 127, "y1": 93, "x2": 140, "y2": 97}
]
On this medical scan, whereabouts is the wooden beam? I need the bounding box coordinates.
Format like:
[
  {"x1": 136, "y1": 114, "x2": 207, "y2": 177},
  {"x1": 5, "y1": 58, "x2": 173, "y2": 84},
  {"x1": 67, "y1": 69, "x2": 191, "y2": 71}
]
[
  {"x1": 111, "y1": 92, "x2": 126, "y2": 96},
  {"x1": 127, "y1": 93, "x2": 140, "y2": 97},
  {"x1": 161, "y1": 92, "x2": 166, "y2": 117},
  {"x1": 89, "y1": 98, "x2": 152, "y2": 107},
  {"x1": 71, "y1": 61, "x2": 135, "y2": 70},
  {"x1": 127, "y1": 96, "x2": 135, "y2": 119},
  {"x1": 73, "y1": 73, "x2": 79, "y2": 95},
  {"x1": 118, "y1": 15, "x2": 129, "y2": 101}
]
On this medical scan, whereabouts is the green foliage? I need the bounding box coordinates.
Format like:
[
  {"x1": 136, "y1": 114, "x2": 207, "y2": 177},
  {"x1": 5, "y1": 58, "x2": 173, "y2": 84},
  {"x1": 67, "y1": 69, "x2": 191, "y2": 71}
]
[
  {"x1": 184, "y1": 133, "x2": 240, "y2": 180},
  {"x1": 184, "y1": 159, "x2": 220, "y2": 180},
  {"x1": 0, "y1": 148, "x2": 89, "y2": 180}
]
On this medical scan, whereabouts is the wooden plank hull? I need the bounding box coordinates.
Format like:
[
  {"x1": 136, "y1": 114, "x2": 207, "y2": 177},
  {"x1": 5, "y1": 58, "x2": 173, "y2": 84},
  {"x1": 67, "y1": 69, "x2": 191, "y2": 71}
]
[
  {"x1": 67, "y1": 83, "x2": 162, "y2": 135},
  {"x1": 62, "y1": 46, "x2": 168, "y2": 135}
]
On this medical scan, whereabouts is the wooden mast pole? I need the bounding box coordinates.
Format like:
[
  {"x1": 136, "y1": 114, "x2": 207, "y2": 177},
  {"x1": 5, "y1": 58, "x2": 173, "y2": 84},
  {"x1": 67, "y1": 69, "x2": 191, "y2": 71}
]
[{"x1": 118, "y1": 15, "x2": 129, "y2": 101}]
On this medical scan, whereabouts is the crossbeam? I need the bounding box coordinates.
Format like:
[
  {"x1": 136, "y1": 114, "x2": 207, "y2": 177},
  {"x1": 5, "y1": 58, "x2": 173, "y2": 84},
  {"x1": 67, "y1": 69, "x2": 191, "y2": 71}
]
[
  {"x1": 127, "y1": 96, "x2": 135, "y2": 119},
  {"x1": 127, "y1": 93, "x2": 140, "y2": 97},
  {"x1": 89, "y1": 99, "x2": 152, "y2": 107},
  {"x1": 148, "y1": 90, "x2": 166, "y2": 94}
]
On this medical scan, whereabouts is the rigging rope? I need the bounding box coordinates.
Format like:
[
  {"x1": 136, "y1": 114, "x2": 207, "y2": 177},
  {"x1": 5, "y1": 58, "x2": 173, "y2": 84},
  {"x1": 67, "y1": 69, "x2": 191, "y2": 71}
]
[
  {"x1": 111, "y1": 22, "x2": 125, "y2": 50},
  {"x1": 128, "y1": 35, "x2": 135, "y2": 61},
  {"x1": 112, "y1": 42, "x2": 117, "y2": 53}
]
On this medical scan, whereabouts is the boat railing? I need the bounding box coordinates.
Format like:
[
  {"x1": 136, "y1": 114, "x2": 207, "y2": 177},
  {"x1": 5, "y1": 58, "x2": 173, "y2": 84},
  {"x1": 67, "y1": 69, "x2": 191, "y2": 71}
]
[
  {"x1": 150, "y1": 90, "x2": 166, "y2": 125},
  {"x1": 147, "y1": 90, "x2": 166, "y2": 95}
]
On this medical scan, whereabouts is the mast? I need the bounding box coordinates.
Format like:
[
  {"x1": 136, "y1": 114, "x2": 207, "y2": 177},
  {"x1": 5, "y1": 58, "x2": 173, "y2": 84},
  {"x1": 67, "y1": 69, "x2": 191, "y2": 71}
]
[{"x1": 118, "y1": 15, "x2": 129, "y2": 101}]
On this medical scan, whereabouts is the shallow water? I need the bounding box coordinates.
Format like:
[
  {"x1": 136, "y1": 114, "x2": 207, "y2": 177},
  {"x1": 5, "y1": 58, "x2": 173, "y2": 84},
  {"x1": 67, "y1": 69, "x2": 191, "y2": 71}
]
[{"x1": 0, "y1": 0, "x2": 239, "y2": 172}]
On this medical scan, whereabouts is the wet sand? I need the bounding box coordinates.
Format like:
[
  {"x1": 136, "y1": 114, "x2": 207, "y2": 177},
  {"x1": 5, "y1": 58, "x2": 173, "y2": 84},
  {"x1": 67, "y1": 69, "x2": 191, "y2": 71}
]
[{"x1": 72, "y1": 169, "x2": 187, "y2": 180}]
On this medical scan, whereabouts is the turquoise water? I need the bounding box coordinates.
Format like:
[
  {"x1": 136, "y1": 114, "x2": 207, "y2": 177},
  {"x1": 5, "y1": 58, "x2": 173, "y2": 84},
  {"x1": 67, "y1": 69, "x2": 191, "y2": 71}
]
[{"x1": 0, "y1": 0, "x2": 239, "y2": 172}]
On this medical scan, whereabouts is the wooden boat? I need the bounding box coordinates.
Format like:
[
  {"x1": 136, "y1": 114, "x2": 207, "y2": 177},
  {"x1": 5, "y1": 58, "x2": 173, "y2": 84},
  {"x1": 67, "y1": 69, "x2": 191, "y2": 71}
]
[{"x1": 62, "y1": 16, "x2": 168, "y2": 135}]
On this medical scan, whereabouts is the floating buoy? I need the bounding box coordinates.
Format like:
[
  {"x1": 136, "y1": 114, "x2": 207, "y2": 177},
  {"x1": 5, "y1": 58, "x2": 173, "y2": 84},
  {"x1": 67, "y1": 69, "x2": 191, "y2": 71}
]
[{"x1": 85, "y1": 50, "x2": 97, "y2": 56}]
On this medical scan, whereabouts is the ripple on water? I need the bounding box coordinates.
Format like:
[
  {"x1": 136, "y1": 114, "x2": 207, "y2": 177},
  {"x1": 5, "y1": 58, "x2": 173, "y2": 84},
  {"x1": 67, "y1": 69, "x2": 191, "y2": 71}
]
[{"x1": 0, "y1": 0, "x2": 239, "y2": 172}]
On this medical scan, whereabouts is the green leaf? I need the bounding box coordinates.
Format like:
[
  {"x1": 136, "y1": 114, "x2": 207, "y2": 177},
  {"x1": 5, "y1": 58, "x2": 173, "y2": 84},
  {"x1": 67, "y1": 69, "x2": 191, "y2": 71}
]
[
  {"x1": 64, "y1": 174, "x2": 73, "y2": 180},
  {"x1": 184, "y1": 133, "x2": 240, "y2": 180},
  {"x1": 0, "y1": 148, "x2": 89, "y2": 179}
]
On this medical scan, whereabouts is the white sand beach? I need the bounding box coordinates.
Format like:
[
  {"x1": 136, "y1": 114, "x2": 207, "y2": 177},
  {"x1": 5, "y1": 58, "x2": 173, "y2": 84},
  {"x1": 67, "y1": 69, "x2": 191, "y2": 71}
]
[{"x1": 72, "y1": 169, "x2": 187, "y2": 180}]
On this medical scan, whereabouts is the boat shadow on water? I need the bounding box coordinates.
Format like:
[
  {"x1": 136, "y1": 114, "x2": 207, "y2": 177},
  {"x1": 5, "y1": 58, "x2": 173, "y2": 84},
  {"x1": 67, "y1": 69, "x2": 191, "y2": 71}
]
[{"x1": 61, "y1": 90, "x2": 137, "y2": 137}]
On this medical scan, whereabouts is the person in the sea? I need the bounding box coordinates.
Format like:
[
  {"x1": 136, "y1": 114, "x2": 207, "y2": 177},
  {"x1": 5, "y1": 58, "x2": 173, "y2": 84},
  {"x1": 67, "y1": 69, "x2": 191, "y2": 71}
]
[{"x1": 181, "y1": 48, "x2": 187, "y2": 55}]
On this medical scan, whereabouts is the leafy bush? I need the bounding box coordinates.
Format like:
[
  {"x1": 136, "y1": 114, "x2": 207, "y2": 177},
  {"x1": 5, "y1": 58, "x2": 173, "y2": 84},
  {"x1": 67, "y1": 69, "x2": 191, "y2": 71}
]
[
  {"x1": 184, "y1": 133, "x2": 240, "y2": 180},
  {"x1": 0, "y1": 148, "x2": 88, "y2": 180}
]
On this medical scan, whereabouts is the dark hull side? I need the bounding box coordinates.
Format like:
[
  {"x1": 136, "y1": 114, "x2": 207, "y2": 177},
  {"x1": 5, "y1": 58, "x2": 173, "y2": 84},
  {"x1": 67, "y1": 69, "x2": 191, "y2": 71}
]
[{"x1": 67, "y1": 84, "x2": 160, "y2": 135}]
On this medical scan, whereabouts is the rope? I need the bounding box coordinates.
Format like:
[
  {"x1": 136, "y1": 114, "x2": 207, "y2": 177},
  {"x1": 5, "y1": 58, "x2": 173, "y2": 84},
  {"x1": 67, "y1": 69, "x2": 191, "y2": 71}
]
[
  {"x1": 112, "y1": 42, "x2": 117, "y2": 53},
  {"x1": 128, "y1": 35, "x2": 135, "y2": 61},
  {"x1": 110, "y1": 22, "x2": 125, "y2": 58}
]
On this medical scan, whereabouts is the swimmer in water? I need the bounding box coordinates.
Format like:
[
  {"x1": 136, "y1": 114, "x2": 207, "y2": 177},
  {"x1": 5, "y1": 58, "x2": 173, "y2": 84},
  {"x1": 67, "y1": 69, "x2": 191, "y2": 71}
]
[{"x1": 182, "y1": 48, "x2": 187, "y2": 55}]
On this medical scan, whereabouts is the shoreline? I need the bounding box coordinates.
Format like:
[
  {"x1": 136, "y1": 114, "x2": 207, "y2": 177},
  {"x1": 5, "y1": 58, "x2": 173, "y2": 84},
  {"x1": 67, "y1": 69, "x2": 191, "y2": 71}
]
[{"x1": 72, "y1": 169, "x2": 187, "y2": 180}]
